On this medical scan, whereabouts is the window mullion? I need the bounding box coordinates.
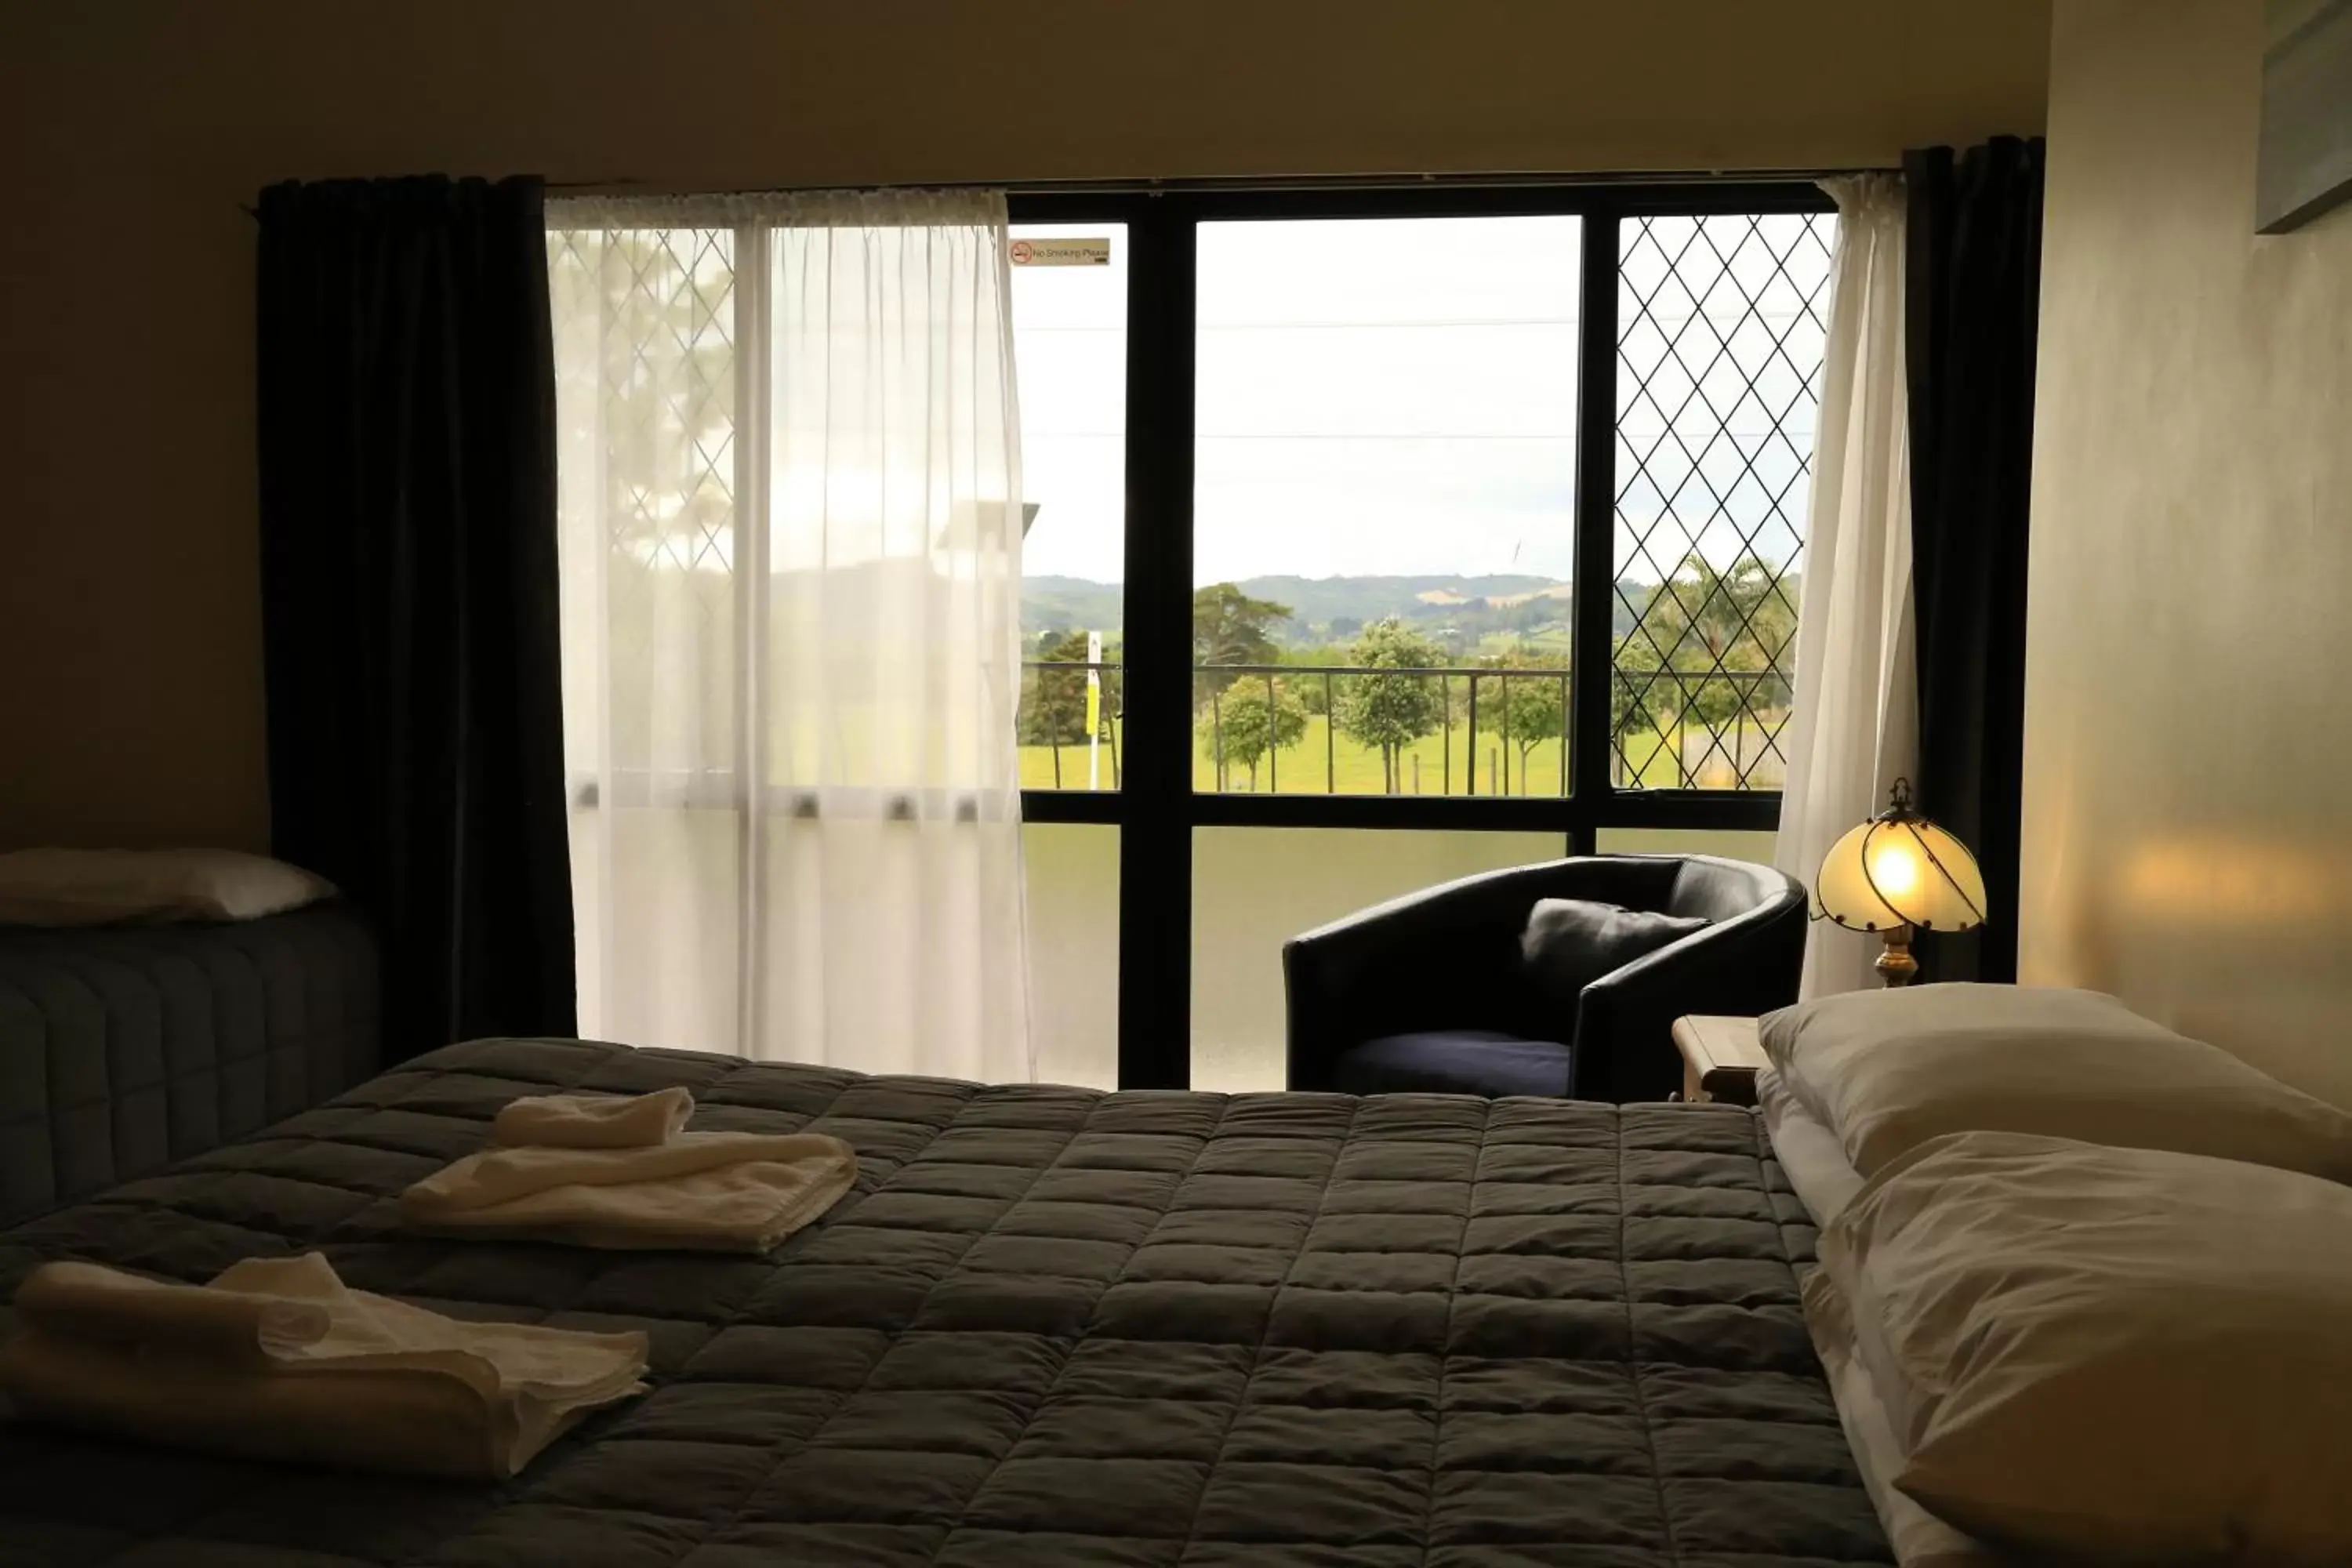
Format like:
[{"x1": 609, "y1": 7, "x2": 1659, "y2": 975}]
[
  {"x1": 1116, "y1": 196, "x2": 1197, "y2": 1090},
  {"x1": 1571, "y1": 203, "x2": 1621, "y2": 811}
]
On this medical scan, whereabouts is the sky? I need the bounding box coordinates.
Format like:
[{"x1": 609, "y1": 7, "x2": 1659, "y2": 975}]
[{"x1": 1007, "y1": 212, "x2": 1835, "y2": 593}]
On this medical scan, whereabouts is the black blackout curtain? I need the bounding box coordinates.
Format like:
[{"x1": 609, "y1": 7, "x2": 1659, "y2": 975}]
[
  {"x1": 256, "y1": 175, "x2": 575, "y2": 1061},
  {"x1": 1904, "y1": 138, "x2": 2047, "y2": 983}
]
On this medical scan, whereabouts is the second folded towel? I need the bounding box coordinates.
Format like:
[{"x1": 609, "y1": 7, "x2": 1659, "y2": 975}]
[
  {"x1": 492, "y1": 1086, "x2": 695, "y2": 1149},
  {"x1": 405, "y1": 1090, "x2": 856, "y2": 1254}
]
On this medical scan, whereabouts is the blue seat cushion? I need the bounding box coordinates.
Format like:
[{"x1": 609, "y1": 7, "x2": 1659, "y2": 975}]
[{"x1": 1331, "y1": 1030, "x2": 1576, "y2": 1098}]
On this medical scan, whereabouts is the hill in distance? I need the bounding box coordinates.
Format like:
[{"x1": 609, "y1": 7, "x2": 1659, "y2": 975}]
[
  {"x1": 1024, "y1": 573, "x2": 1596, "y2": 642},
  {"x1": 1234, "y1": 574, "x2": 1563, "y2": 629},
  {"x1": 1022, "y1": 575, "x2": 1127, "y2": 636}
]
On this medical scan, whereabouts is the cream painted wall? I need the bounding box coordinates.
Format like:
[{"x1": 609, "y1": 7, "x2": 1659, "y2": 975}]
[
  {"x1": 2024, "y1": 0, "x2": 2352, "y2": 1105},
  {"x1": 0, "y1": 2, "x2": 2049, "y2": 849}
]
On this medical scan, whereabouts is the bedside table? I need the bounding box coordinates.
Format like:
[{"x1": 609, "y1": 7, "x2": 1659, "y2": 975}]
[{"x1": 1671, "y1": 1014, "x2": 1769, "y2": 1106}]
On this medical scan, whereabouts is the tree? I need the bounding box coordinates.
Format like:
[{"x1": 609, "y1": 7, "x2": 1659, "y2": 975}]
[
  {"x1": 1334, "y1": 619, "x2": 1449, "y2": 794},
  {"x1": 1198, "y1": 678, "x2": 1308, "y2": 791},
  {"x1": 1606, "y1": 634, "x2": 1683, "y2": 786},
  {"x1": 1018, "y1": 630, "x2": 1112, "y2": 746},
  {"x1": 1609, "y1": 634, "x2": 1671, "y2": 737},
  {"x1": 1621, "y1": 551, "x2": 1798, "y2": 729},
  {"x1": 1278, "y1": 644, "x2": 1349, "y2": 715},
  {"x1": 1472, "y1": 652, "x2": 1570, "y2": 793},
  {"x1": 1192, "y1": 583, "x2": 1294, "y2": 702}
]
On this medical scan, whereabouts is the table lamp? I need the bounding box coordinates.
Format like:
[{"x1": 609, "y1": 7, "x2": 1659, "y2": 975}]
[{"x1": 1813, "y1": 778, "x2": 1987, "y2": 986}]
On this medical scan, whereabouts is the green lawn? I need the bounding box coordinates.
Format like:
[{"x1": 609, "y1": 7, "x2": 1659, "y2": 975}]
[{"x1": 1019, "y1": 716, "x2": 1786, "y2": 795}]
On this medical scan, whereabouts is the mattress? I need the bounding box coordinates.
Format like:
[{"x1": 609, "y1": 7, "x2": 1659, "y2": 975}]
[
  {"x1": 0, "y1": 1037, "x2": 1890, "y2": 1566},
  {"x1": 1757, "y1": 1066, "x2": 1866, "y2": 1228},
  {"x1": 0, "y1": 901, "x2": 381, "y2": 1229},
  {"x1": 1806, "y1": 1269, "x2": 1999, "y2": 1568},
  {"x1": 1764, "y1": 1073, "x2": 1994, "y2": 1567}
]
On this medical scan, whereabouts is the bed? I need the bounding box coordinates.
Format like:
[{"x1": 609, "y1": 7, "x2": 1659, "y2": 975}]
[
  {"x1": 0, "y1": 1036, "x2": 1890, "y2": 1566},
  {"x1": 0, "y1": 902, "x2": 380, "y2": 1229}
]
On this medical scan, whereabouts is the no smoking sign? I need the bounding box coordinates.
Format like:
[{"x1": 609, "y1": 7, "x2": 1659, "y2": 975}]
[{"x1": 1010, "y1": 237, "x2": 1112, "y2": 267}]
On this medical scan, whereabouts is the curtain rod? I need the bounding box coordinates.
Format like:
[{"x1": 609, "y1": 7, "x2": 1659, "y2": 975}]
[
  {"x1": 545, "y1": 166, "x2": 1886, "y2": 198},
  {"x1": 241, "y1": 165, "x2": 1889, "y2": 217}
]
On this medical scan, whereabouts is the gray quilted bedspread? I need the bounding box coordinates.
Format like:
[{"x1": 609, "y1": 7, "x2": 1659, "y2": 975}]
[
  {"x1": 0, "y1": 902, "x2": 380, "y2": 1229},
  {"x1": 0, "y1": 1036, "x2": 1889, "y2": 1567}
]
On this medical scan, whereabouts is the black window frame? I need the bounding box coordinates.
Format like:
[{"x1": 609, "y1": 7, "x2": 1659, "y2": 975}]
[{"x1": 1009, "y1": 180, "x2": 1834, "y2": 1087}]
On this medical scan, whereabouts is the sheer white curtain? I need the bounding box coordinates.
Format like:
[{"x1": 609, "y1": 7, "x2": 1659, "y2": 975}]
[
  {"x1": 548, "y1": 191, "x2": 1033, "y2": 1078},
  {"x1": 1774, "y1": 175, "x2": 1918, "y2": 998}
]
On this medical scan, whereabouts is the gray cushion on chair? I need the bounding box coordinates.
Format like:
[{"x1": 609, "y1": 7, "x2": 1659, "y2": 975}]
[
  {"x1": 1519, "y1": 898, "x2": 1708, "y2": 1017},
  {"x1": 1332, "y1": 1029, "x2": 1576, "y2": 1098}
]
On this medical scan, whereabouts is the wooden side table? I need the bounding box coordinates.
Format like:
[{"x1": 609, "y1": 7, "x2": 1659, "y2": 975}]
[{"x1": 1671, "y1": 1014, "x2": 1769, "y2": 1106}]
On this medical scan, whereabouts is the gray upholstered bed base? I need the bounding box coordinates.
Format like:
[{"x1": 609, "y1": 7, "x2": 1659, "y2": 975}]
[{"x1": 0, "y1": 901, "x2": 379, "y2": 1227}]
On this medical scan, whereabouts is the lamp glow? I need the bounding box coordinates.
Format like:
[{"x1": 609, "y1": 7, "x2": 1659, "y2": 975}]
[
  {"x1": 1868, "y1": 844, "x2": 1922, "y2": 898},
  {"x1": 1813, "y1": 779, "x2": 1987, "y2": 987}
]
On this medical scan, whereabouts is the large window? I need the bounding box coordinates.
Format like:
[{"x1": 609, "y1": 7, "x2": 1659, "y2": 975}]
[
  {"x1": 1192, "y1": 216, "x2": 1581, "y2": 799},
  {"x1": 1009, "y1": 184, "x2": 1835, "y2": 1089}
]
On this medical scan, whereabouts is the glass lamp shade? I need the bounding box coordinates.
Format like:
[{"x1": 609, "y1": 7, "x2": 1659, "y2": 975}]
[{"x1": 1814, "y1": 814, "x2": 1987, "y2": 933}]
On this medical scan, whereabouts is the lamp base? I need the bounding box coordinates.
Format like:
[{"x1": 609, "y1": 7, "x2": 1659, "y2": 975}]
[{"x1": 1875, "y1": 925, "x2": 1920, "y2": 987}]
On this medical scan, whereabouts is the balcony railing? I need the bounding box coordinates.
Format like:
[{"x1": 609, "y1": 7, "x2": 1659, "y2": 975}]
[{"x1": 1018, "y1": 661, "x2": 1791, "y2": 796}]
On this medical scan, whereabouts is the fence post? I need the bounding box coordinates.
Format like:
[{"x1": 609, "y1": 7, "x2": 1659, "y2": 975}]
[
  {"x1": 1465, "y1": 674, "x2": 1479, "y2": 796},
  {"x1": 1608, "y1": 669, "x2": 1619, "y2": 788},
  {"x1": 1559, "y1": 671, "x2": 1570, "y2": 797},
  {"x1": 1324, "y1": 670, "x2": 1335, "y2": 794},
  {"x1": 1210, "y1": 686, "x2": 1225, "y2": 793},
  {"x1": 1499, "y1": 670, "x2": 1511, "y2": 797},
  {"x1": 1684, "y1": 677, "x2": 1703, "y2": 789},
  {"x1": 1441, "y1": 674, "x2": 1451, "y2": 796},
  {"x1": 1265, "y1": 670, "x2": 1278, "y2": 794}
]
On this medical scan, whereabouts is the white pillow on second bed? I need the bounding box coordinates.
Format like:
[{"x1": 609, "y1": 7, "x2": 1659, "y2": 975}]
[
  {"x1": 0, "y1": 848, "x2": 335, "y2": 927},
  {"x1": 1759, "y1": 982, "x2": 2352, "y2": 1183},
  {"x1": 1810, "y1": 1131, "x2": 2352, "y2": 1566}
]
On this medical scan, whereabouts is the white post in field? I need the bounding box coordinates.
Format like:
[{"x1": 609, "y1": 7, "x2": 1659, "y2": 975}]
[{"x1": 1086, "y1": 630, "x2": 1104, "y2": 790}]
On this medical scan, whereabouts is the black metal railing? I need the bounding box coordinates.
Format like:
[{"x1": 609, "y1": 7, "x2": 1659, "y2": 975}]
[{"x1": 1019, "y1": 660, "x2": 1791, "y2": 796}]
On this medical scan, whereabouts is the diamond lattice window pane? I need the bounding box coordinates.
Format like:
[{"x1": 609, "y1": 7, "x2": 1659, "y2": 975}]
[
  {"x1": 1612, "y1": 211, "x2": 1836, "y2": 791},
  {"x1": 549, "y1": 225, "x2": 740, "y2": 775}
]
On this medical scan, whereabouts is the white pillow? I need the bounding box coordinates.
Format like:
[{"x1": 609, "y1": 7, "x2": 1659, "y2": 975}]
[
  {"x1": 1813, "y1": 1131, "x2": 2352, "y2": 1565},
  {"x1": 1759, "y1": 982, "x2": 2352, "y2": 1184},
  {"x1": 0, "y1": 848, "x2": 336, "y2": 927}
]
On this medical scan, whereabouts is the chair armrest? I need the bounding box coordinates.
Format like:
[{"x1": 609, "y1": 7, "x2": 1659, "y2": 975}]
[
  {"x1": 1282, "y1": 859, "x2": 1664, "y2": 1090},
  {"x1": 1570, "y1": 893, "x2": 1806, "y2": 1102}
]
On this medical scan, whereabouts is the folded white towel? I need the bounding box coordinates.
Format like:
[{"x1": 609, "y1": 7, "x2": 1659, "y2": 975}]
[
  {"x1": 401, "y1": 1131, "x2": 857, "y2": 1254},
  {"x1": 0, "y1": 1254, "x2": 646, "y2": 1479},
  {"x1": 13, "y1": 1258, "x2": 330, "y2": 1367},
  {"x1": 492, "y1": 1087, "x2": 695, "y2": 1149}
]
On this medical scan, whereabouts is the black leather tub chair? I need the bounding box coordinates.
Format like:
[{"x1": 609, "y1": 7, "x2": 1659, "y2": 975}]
[{"x1": 1283, "y1": 854, "x2": 1807, "y2": 1103}]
